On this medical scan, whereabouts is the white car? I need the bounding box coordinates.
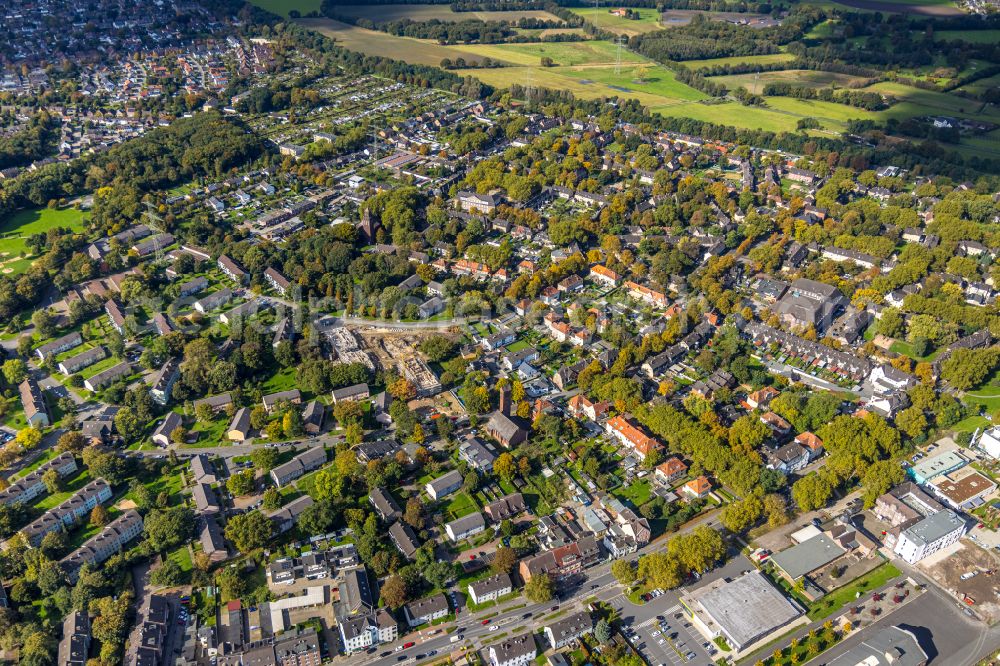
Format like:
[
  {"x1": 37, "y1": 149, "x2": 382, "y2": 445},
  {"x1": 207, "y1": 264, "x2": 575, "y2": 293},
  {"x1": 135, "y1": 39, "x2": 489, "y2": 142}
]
[
  {"x1": 658, "y1": 639, "x2": 666, "y2": 645},
  {"x1": 395, "y1": 646, "x2": 405, "y2": 652},
  {"x1": 489, "y1": 625, "x2": 499, "y2": 631},
  {"x1": 651, "y1": 631, "x2": 660, "y2": 637}
]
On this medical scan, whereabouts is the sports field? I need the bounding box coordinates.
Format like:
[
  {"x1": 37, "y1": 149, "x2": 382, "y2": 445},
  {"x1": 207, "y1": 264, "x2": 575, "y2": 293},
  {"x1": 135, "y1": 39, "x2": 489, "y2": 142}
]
[
  {"x1": 567, "y1": 7, "x2": 664, "y2": 36},
  {"x1": 331, "y1": 4, "x2": 563, "y2": 23},
  {"x1": 0, "y1": 207, "x2": 87, "y2": 275},
  {"x1": 709, "y1": 69, "x2": 871, "y2": 93}
]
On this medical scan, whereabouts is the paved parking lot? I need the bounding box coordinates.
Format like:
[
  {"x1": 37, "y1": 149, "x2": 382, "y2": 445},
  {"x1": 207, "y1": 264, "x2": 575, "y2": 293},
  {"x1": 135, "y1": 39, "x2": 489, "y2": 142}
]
[{"x1": 624, "y1": 603, "x2": 717, "y2": 666}]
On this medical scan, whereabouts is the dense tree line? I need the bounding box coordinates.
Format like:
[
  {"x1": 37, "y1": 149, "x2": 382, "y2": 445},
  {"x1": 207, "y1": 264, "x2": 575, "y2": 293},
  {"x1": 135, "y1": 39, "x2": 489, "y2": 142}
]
[
  {"x1": 761, "y1": 83, "x2": 893, "y2": 110},
  {"x1": 505, "y1": 84, "x2": 1000, "y2": 179},
  {"x1": 631, "y1": 6, "x2": 823, "y2": 62},
  {"x1": 0, "y1": 112, "x2": 60, "y2": 170}
]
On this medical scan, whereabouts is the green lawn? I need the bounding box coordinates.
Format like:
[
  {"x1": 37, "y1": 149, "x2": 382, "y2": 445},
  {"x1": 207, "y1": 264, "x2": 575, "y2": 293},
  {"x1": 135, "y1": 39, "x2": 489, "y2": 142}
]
[
  {"x1": 934, "y1": 29, "x2": 1000, "y2": 44},
  {"x1": 33, "y1": 470, "x2": 92, "y2": 511},
  {"x1": 168, "y1": 544, "x2": 194, "y2": 573},
  {"x1": 889, "y1": 340, "x2": 938, "y2": 362},
  {"x1": 807, "y1": 561, "x2": 902, "y2": 620},
  {"x1": 953, "y1": 415, "x2": 990, "y2": 434},
  {"x1": 262, "y1": 367, "x2": 300, "y2": 395},
  {"x1": 0, "y1": 206, "x2": 88, "y2": 275},
  {"x1": 187, "y1": 415, "x2": 229, "y2": 448},
  {"x1": 614, "y1": 478, "x2": 652, "y2": 508},
  {"x1": 444, "y1": 491, "x2": 479, "y2": 520}
]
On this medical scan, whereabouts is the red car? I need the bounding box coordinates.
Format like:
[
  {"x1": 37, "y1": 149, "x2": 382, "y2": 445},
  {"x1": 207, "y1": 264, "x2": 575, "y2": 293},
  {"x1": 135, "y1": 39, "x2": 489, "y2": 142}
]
[
  {"x1": 403, "y1": 642, "x2": 415, "y2": 649},
  {"x1": 481, "y1": 619, "x2": 490, "y2": 625}
]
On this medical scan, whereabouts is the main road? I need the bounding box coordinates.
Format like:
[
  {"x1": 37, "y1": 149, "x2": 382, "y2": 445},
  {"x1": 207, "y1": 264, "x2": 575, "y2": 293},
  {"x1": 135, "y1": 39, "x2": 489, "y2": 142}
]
[{"x1": 346, "y1": 517, "x2": 741, "y2": 666}]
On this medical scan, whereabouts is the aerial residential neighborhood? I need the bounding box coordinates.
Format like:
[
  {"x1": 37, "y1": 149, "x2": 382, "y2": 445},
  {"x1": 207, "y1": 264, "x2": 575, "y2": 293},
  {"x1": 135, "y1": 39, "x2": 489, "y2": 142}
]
[{"x1": 0, "y1": 0, "x2": 997, "y2": 665}]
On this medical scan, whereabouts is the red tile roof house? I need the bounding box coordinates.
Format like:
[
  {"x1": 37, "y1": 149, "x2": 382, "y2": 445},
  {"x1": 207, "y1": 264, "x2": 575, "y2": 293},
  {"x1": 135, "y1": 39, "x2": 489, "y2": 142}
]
[
  {"x1": 606, "y1": 415, "x2": 663, "y2": 461},
  {"x1": 795, "y1": 432, "x2": 824, "y2": 460},
  {"x1": 655, "y1": 458, "x2": 689, "y2": 485},
  {"x1": 682, "y1": 476, "x2": 713, "y2": 499}
]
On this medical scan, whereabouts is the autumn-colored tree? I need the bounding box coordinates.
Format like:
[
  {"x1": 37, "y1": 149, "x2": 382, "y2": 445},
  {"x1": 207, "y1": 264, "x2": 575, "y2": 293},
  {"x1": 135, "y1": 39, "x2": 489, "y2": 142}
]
[
  {"x1": 381, "y1": 574, "x2": 409, "y2": 609},
  {"x1": 90, "y1": 504, "x2": 110, "y2": 527}
]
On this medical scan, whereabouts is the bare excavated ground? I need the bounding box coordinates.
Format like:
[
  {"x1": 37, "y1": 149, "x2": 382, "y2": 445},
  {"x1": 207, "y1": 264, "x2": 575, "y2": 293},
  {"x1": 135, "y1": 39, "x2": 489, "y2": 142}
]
[{"x1": 918, "y1": 540, "x2": 1000, "y2": 624}]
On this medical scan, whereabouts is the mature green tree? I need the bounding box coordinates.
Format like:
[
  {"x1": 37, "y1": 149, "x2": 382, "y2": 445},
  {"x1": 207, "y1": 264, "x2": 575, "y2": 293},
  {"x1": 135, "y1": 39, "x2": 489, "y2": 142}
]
[
  {"x1": 1, "y1": 359, "x2": 26, "y2": 386},
  {"x1": 251, "y1": 447, "x2": 279, "y2": 470},
  {"x1": 226, "y1": 470, "x2": 256, "y2": 496},
  {"x1": 524, "y1": 573, "x2": 554, "y2": 603},
  {"x1": 223, "y1": 511, "x2": 273, "y2": 552},
  {"x1": 792, "y1": 473, "x2": 834, "y2": 512},
  {"x1": 611, "y1": 559, "x2": 637, "y2": 586},
  {"x1": 143, "y1": 507, "x2": 195, "y2": 552},
  {"x1": 491, "y1": 547, "x2": 517, "y2": 575},
  {"x1": 720, "y1": 495, "x2": 763, "y2": 534},
  {"x1": 595, "y1": 619, "x2": 612, "y2": 644},
  {"x1": 638, "y1": 551, "x2": 684, "y2": 590}
]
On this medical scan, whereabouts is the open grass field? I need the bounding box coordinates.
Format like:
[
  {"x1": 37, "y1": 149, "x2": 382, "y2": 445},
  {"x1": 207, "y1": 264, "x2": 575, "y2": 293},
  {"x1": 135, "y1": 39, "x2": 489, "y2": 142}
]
[
  {"x1": 331, "y1": 4, "x2": 563, "y2": 23},
  {"x1": 515, "y1": 27, "x2": 587, "y2": 39},
  {"x1": 955, "y1": 131, "x2": 1000, "y2": 162},
  {"x1": 0, "y1": 206, "x2": 87, "y2": 275},
  {"x1": 957, "y1": 73, "x2": 1000, "y2": 98},
  {"x1": 863, "y1": 81, "x2": 1000, "y2": 123},
  {"x1": 299, "y1": 11, "x2": 988, "y2": 139},
  {"x1": 934, "y1": 29, "x2": 1000, "y2": 43},
  {"x1": 460, "y1": 62, "x2": 708, "y2": 110},
  {"x1": 803, "y1": 19, "x2": 840, "y2": 40},
  {"x1": 709, "y1": 69, "x2": 870, "y2": 93},
  {"x1": 653, "y1": 100, "x2": 808, "y2": 133},
  {"x1": 568, "y1": 7, "x2": 664, "y2": 36},
  {"x1": 680, "y1": 52, "x2": 797, "y2": 70},
  {"x1": 298, "y1": 18, "x2": 497, "y2": 66},
  {"x1": 460, "y1": 40, "x2": 645, "y2": 67},
  {"x1": 807, "y1": 0, "x2": 961, "y2": 13},
  {"x1": 248, "y1": 0, "x2": 323, "y2": 18}
]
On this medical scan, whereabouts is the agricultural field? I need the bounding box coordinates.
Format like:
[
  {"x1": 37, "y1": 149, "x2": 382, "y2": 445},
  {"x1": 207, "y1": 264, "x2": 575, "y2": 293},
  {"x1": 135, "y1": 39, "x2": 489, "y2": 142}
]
[
  {"x1": 248, "y1": 0, "x2": 323, "y2": 18},
  {"x1": 0, "y1": 206, "x2": 88, "y2": 275},
  {"x1": 680, "y1": 52, "x2": 797, "y2": 70},
  {"x1": 567, "y1": 7, "x2": 664, "y2": 36},
  {"x1": 459, "y1": 40, "x2": 645, "y2": 67},
  {"x1": 709, "y1": 69, "x2": 871, "y2": 93},
  {"x1": 297, "y1": 18, "x2": 496, "y2": 66},
  {"x1": 956, "y1": 73, "x2": 1000, "y2": 98},
  {"x1": 821, "y1": 0, "x2": 962, "y2": 15},
  {"x1": 955, "y1": 130, "x2": 1000, "y2": 162},
  {"x1": 652, "y1": 100, "x2": 808, "y2": 134},
  {"x1": 933, "y1": 29, "x2": 1000, "y2": 43},
  {"x1": 330, "y1": 4, "x2": 564, "y2": 23},
  {"x1": 460, "y1": 62, "x2": 707, "y2": 110},
  {"x1": 863, "y1": 81, "x2": 1000, "y2": 124},
  {"x1": 297, "y1": 8, "x2": 992, "y2": 139},
  {"x1": 514, "y1": 27, "x2": 588, "y2": 39}
]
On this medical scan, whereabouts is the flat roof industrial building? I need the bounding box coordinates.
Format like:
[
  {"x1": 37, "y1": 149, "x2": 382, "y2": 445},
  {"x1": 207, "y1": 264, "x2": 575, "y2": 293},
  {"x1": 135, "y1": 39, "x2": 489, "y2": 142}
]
[{"x1": 680, "y1": 570, "x2": 802, "y2": 652}]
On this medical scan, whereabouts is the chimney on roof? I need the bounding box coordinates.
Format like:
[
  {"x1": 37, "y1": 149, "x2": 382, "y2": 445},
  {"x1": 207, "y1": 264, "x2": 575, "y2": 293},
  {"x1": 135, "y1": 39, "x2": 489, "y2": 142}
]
[{"x1": 499, "y1": 386, "x2": 511, "y2": 416}]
